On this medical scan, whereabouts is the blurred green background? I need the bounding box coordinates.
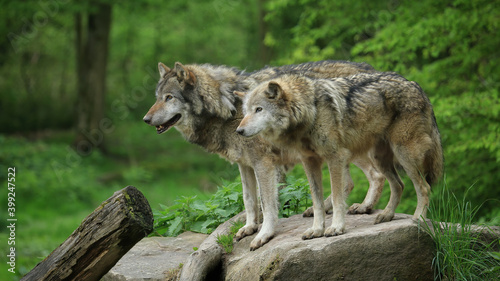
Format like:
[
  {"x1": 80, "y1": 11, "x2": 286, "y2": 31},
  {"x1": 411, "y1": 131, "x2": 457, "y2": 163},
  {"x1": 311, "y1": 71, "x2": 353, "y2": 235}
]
[{"x1": 0, "y1": 0, "x2": 499, "y2": 279}]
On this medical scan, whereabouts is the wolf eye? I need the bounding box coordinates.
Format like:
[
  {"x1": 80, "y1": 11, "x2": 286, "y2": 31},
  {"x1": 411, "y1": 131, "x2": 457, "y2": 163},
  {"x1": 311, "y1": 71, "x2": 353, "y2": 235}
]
[
  {"x1": 255, "y1": 107, "x2": 262, "y2": 113},
  {"x1": 165, "y1": 95, "x2": 173, "y2": 102}
]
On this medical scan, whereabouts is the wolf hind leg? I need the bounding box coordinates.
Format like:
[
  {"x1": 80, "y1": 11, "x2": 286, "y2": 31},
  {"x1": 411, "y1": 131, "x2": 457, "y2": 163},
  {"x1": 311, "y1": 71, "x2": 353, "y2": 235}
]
[
  {"x1": 392, "y1": 135, "x2": 434, "y2": 221},
  {"x1": 348, "y1": 153, "x2": 386, "y2": 214},
  {"x1": 372, "y1": 141, "x2": 404, "y2": 224},
  {"x1": 302, "y1": 165, "x2": 350, "y2": 217},
  {"x1": 304, "y1": 153, "x2": 385, "y2": 217},
  {"x1": 235, "y1": 164, "x2": 259, "y2": 241}
]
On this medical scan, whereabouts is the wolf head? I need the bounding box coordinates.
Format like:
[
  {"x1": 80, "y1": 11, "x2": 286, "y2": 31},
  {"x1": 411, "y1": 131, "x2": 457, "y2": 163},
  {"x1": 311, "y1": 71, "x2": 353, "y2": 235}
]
[
  {"x1": 236, "y1": 76, "x2": 316, "y2": 140},
  {"x1": 235, "y1": 82, "x2": 283, "y2": 138},
  {"x1": 143, "y1": 62, "x2": 240, "y2": 135},
  {"x1": 143, "y1": 62, "x2": 196, "y2": 134}
]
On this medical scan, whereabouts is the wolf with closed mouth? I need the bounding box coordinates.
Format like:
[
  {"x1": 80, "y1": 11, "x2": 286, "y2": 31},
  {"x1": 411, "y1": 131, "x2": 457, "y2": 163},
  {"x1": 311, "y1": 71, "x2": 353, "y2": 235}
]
[
  {"x1": 143, "y1": 60, "x2": 386, "y2": 249},
  {"x1": 236, "y1": 72, "x2": 443, "y2": 239}
]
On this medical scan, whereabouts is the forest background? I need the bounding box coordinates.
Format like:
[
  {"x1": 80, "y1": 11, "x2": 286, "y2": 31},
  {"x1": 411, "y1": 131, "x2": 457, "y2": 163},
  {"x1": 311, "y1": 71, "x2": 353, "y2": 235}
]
[{"x1": 0, "y1": 0, "x2": 498, "y2": 279}]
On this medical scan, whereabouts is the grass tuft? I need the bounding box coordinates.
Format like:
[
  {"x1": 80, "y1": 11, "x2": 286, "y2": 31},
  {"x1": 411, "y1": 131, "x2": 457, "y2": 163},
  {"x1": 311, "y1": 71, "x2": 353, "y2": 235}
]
[{"x1": 421, "y1": 182, "x2": 500, "y2": 280}]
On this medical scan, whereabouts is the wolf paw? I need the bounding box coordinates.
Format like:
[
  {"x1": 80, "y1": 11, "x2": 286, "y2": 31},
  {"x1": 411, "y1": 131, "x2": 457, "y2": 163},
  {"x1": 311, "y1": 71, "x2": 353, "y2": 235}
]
[
  {"x1": 249, "y1": 231, "x2": 274, "y2": 251},
  {"x1": 324, "y1": 225, "x2": 345, "y2": 237},
  {"x1": 411, "y1": 213, "x2": 426, "y2": 222},
  {"x1": 348, "y1": 203, "x2": 372, "y2": 214},
  {"x1": 374, "y1": 211, "x2": 394, "y2": 224},
  {"x1": 301, "y1": 227, "x2": 324, "y2": 240},
  {"x1": 235, "y1": 224, "x2": 259, "y2": 241},
  {"x1": 302, "y1": 207, "x2": 314, "y2": 217},
  {"x1": 303, "y1": 207, "x2": 332, "y2": 217}
]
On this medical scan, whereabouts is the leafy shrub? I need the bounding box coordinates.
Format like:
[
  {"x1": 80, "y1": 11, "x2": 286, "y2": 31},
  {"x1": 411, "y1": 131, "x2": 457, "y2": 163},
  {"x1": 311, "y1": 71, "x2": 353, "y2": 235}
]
[
  {"x1": 153, "y1": 176, "x2": 314, "y2": 236},
  {"x1": 278, "y1": 176, "x2": 311, "y2": 218},
  {"x1": 152, "y1": 180, "x2": 244, "y2": 236}
]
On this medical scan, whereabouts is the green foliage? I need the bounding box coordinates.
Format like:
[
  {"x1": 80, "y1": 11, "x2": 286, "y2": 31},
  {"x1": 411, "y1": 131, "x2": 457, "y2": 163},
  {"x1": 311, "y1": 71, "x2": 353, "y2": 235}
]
[
  {"x1": 153, "y1": 180, "x2": 244, "y2": 236},
  {"x1": 216, "y1": 221, "x2": 245, "y2": 254},
  {"x1": 0, "y1": 0, "x2": 263, "y2": 134},
  {"x1": 421, "y1": 185, "x2": 500, "y2": 280},
  {"x1": 153, "y1": 175, "x2": 315, "y2": 238},
  {"x1": 488, "y1": 249, "x2": 500, "y2": 275},
  {"x1": 216, "y1": 233, "x2": 235, "y2": 254},
  {"x1": 265, "y1": 0, "x2": 389, "y2": 64},
  {"x1": 278, "y1": 176, "x2": 310, "y2": 218}
]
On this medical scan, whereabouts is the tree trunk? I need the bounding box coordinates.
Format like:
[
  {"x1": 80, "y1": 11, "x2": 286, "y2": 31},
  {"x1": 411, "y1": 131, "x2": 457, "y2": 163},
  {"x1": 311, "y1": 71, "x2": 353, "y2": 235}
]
[
  {"x1": 257, "y1": 0, "x2": 271, "y2": 65},
  {"x1": 74, "y1": 2, "x2": 112, "y2": 154},
  {"x1": 21, "y1": 186, "x2": 153, "y2": 281}
]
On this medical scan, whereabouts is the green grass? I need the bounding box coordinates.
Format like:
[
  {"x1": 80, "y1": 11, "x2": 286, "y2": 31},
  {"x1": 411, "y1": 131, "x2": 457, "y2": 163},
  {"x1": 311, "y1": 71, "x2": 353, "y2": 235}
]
[
  {"x1": 216, "y1": 221, "x2": 245, "y2": 254},
  {"x1": 421, "y1": 184, "x2": 500, "y2": 280}
]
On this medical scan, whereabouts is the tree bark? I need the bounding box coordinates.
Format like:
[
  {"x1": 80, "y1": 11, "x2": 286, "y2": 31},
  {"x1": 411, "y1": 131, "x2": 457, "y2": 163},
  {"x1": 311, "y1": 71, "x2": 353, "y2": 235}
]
[
  {"x1": 74, "y1": 2, "x2": 112, "y2": 154},
  {"x1": 21, "y1": 186, "x2": 153, "y2": 281},
  {"x1": 257, "y1": 0, "x2": 271, "y2": 65}
]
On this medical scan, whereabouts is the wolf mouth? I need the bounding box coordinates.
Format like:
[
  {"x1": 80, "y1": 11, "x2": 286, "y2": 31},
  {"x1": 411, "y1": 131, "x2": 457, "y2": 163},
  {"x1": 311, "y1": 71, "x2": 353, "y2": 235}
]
[{"x1": 156, "y1": 114, "x2": 181, "y2": 134}]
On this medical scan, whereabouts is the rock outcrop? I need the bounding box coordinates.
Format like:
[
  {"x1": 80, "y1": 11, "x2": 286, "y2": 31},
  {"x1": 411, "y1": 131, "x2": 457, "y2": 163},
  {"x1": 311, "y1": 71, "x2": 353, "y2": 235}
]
[
  {"x1": 224, "y1": 212, "x2": 434, "y2": 281},
  {"x1": 102, "y1": 211, "x2": 443, "y2": 281},
  {"x1": 101, "y1": 232, "x2": 208, "y2": 281}
]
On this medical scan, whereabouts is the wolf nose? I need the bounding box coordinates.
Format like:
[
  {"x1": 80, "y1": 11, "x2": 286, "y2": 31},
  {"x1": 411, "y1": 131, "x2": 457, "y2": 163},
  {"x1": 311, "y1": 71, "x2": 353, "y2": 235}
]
[
  {"x1": 236, "y1": 128, "x2": 245, "y2": 136},
  {"x1": 143, "y1": 116, "x2": 151, "y2": 124}
]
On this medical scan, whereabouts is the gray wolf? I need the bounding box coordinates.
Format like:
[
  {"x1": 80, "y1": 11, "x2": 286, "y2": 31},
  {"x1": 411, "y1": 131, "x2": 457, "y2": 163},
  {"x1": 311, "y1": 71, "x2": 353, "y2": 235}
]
[
  {"x1": 236, "y1": 72, "x2": 443, "y2": 239},
  {"x1": 143, "y1": 61, "x2": 385, "y2": 249}
]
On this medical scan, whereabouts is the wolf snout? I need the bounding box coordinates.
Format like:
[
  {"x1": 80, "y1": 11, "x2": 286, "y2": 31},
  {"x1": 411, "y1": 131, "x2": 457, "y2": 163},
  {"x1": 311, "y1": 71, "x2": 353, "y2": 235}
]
[
  {"x1": 143, "y1": 116, "x2": 152, "y2": 125},
  {"x1": 236, "y1": 127, "x2": 245, "y2": 136}
]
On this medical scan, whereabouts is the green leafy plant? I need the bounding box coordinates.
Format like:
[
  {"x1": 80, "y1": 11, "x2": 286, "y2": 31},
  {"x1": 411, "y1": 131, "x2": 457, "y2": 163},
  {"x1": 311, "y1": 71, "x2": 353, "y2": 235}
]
[
  {"x1": 421, "y1": 184, "x2": 500, "y2": 280},
  {"x1": 152, "y1": 180, "x2": 244, "y2": 236},
  {"x1": 153, "y1": 176, "x2": 314, "y2": 237},
  {"x1": 278, "y1": 176, "x2": 311, "y2": 218}
]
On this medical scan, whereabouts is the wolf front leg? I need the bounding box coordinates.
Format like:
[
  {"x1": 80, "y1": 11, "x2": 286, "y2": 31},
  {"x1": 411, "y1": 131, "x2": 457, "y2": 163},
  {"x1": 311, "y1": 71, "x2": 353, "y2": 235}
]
[
  {"x1": 235, "y1": 164, "x2": 259, "y2": 241},
  {"x1": 301, "y1": 155, "x2": 325, "y2": 239},
  {"x1": 325, "y1": 154, "x2": 349, "y2": 236},
  {"x1": 249, "y1": 161, "x2": 281, "y2": 251}
]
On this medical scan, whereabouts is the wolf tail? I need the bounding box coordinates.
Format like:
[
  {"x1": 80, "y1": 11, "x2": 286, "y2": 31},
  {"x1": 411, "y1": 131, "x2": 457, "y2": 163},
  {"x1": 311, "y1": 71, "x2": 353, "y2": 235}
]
[{"x1": 424, "y1": 113, "x2": 444, "y2": 186}]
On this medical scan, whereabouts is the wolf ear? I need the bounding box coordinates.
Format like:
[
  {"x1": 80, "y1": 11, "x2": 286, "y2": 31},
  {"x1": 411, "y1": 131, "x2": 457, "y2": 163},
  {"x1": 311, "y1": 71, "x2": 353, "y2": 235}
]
[
  {"x1": 266, "y1": 81, "x2": 283, "y2": 100},
  {"x1": 158, "y1": 62, "x2": 171, "y2": 78},
  {"x1": 174, "y1": 62, "x2": 196, "y2": 86},
  {"x1": 234, "y1": 91, "x2": 247, "y2": 99}
]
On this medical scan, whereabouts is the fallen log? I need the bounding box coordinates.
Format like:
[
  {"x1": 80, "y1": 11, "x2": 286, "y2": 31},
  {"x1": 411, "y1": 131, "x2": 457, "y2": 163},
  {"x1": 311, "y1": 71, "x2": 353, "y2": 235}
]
[{"x1": 21, "y1": 185, "x2": 153, "y2": 281}]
